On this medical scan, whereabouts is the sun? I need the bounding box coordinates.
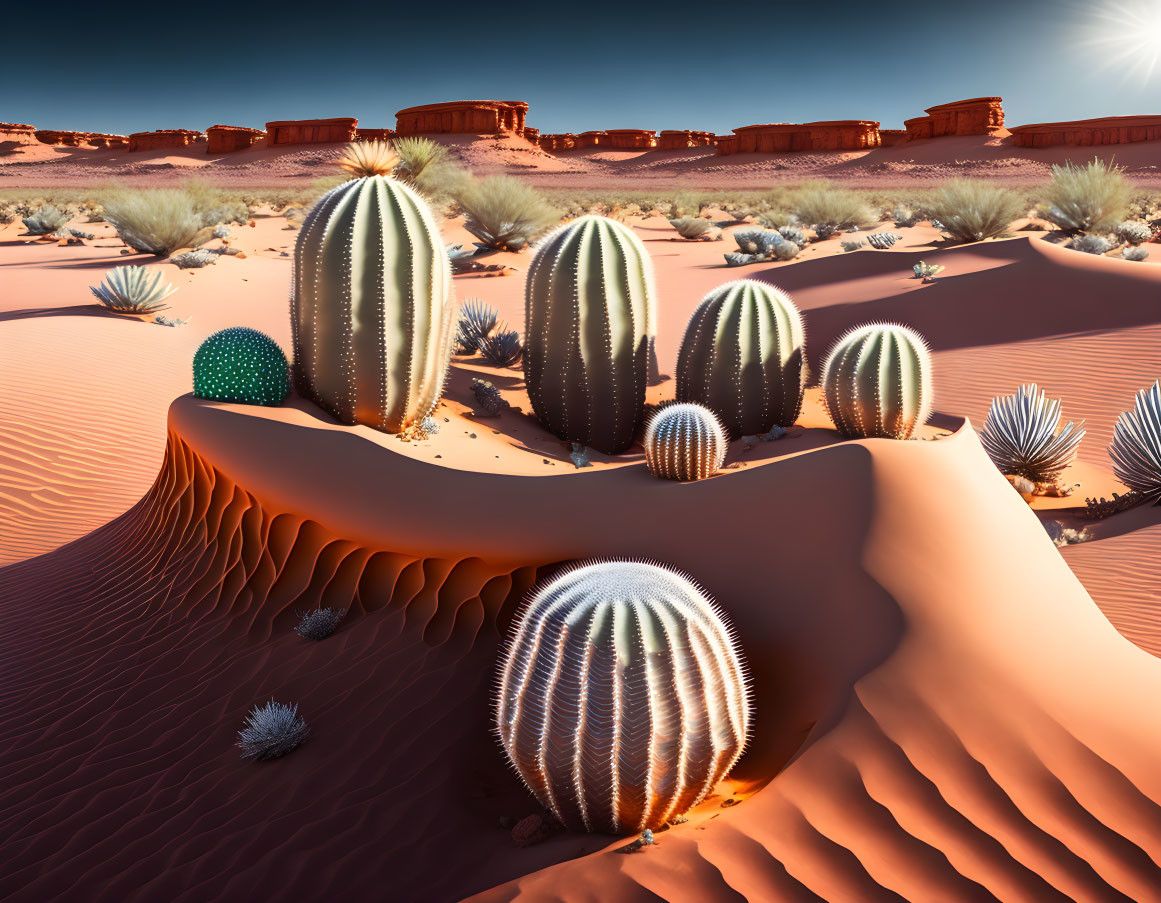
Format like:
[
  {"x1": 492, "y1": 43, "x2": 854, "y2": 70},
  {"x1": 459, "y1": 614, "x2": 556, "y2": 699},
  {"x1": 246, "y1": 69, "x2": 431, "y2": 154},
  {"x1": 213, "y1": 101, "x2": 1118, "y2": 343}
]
[{"x1": 1080, "y1": 0, "x2": 1161, "y2": 81}]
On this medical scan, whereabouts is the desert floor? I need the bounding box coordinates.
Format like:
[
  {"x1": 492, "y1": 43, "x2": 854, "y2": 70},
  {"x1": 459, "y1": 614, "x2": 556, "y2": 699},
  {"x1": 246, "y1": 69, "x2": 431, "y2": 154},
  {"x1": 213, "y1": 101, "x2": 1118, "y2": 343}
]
[{"x1": 3, "y1": 137, "x2": 1161, "y2": 902}]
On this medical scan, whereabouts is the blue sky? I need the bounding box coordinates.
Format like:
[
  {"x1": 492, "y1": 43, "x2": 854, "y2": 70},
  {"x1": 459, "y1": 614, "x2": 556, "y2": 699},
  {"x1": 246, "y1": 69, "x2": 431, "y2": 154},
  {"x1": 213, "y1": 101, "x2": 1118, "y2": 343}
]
[{"x1": 6, "y1": 0, "x2": 1160, "y2": 136}]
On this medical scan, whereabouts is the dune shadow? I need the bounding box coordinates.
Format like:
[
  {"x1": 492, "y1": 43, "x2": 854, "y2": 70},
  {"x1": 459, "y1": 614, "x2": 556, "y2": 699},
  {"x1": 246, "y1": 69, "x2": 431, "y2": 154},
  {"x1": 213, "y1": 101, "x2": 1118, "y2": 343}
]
[{"x1": 0, "y1": 304, "x2": 149, "y2": 323}]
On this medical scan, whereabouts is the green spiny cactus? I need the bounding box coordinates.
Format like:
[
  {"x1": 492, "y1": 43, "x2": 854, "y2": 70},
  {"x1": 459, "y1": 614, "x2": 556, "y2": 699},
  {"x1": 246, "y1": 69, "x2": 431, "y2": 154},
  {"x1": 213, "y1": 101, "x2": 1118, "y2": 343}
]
[
  {"x1": 676, "y1": 279, "x2": 805, "y2": 438},
  {"x1": 291, "y1": 142, "x2": 455, "y2": 433},
  {"x1": 820, "y1": 322, "x2": 932, "y2": 440},
  {"x1": 524, "y1": 215, "x2": 658, "y2": 453},
  {"x1": 644, "y1": 403, "x2": 727, "y2": 481},
  {"x1": 193, "y1": 327, "x2": 290, "y2": 406}
]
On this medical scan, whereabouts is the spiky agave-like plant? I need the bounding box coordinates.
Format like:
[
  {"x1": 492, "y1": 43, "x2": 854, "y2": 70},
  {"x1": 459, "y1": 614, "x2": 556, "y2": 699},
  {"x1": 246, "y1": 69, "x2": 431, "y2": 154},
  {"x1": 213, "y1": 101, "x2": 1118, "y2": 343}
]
[
  {"x1": 90, "y1": 265, "x2": 177, "y2": 314},
  {"x1": 455, "y1": 298, "x2": 499, "y2": 353},
  {"x1": 292, "y1": 141, "x2": 456, "y2": 433},
  {"x1": 495, "y1": 560, "x2": 750, "y2": 834},
  {"x1": 676, "y1": 279, "x2": 805, "y2": 438},
  {"x1": 237, "y1": 700, "x2": 309, "y2": 760},
  {"x1": 1109, "y1": 381, "x2": 1161, "y2": 500},
  {"x1": 524, "y1": 215, "x2": 658, "y2": 452},
  {"x1": 979, "y1": 384, "x2": 1085, "y2": 483},
  {"x1": 821, "y1": 322, "x2": 932, "y2": 440},
  {"x1": 478, "y1": 326, "x2": 523, "y2": 367},
  {"x1": 644, "y1": 403, "x2": 727, "y2": 481}
]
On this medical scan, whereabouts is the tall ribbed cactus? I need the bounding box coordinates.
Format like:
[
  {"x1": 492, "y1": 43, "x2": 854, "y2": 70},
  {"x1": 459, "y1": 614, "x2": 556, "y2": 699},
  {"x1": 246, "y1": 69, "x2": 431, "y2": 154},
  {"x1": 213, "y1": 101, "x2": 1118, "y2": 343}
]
[
  {"x1": 821, "y1": 322, "x2": 932, "y2": 440},
  {"x1": 495, "y1": 560, "x2": 750, "y2": 835},
  {"x1": 291, "y1": 141, "x2": 455, "y2": 433},
  {"x1": 644, "y1": 403, "x2": 727, "y2": 481},
  {"x1": 524, "y1": 215, "x2": 657, "y2": 454},
  {"x1": 676, "y1": 279, "x2": 805, "y2": 438}
]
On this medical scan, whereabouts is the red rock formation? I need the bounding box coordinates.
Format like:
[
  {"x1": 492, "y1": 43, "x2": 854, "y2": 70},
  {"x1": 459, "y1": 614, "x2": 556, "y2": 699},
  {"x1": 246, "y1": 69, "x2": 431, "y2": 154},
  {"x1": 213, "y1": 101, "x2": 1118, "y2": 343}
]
[
  {"x1": 878, "y1": 128, "x2": 908, "y2": 147},
  {"x1": 206, "y1": 125, "x2": 265, "y2": 153},
  {"x1": 521, "y1": 126, "x2": 539, "y2": 144},
  {"x1": 537, "y1": 133, "x2": 576, "y2": 152},
  {"x1": 604, "y1": 129, "x2": 657, "y2": 149},
  {"x1": 35, "y1": 130, "x2": 93, "y2": 147},
  {"x1": 658, "y1": 130, "x2": 715, "y2": 149},
  {"x1": 715, "y1": 135, "x2": 739, "y2": 155},
  {"x1": 1009, "y1": 115, "x2": 1161, "y2": 148},
  {"x1": 575, "y1": 131, "x2": 608, "y2": 149},
  {"x1": 0, "y1": 122, "x2": 37, "y2": 145},
  {"x1": 128, "y1": 129, "x2": 205, "y2": 152},
  {"x1": 87, "y1": 134, "x2": 128, "y2": 149},
  {"x1": 904, "y1": 97, "x2": 1005, "y2": 140},
  {"x1": 354, "y1": 128, "x2": 396, "y2": 142},
  {"x1": 717, "y1": 121, "x2": 880, "y2": 155},
  {"x1": 394, "y1": 101, "x2": 527, "y2": 137},
  {"x1": 265, "y1": 118, "x2": 357, "y2": 146}
]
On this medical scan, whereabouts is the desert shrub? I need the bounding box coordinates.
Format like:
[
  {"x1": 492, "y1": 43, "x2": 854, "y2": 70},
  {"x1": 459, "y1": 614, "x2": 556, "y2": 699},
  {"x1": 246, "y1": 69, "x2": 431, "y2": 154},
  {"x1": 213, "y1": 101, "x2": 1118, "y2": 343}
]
[
  {"x1": 193, "y1": 327, "x2": 290, "y2": 406},
  {"x1": 294, "y1": 607, "x2": 345, "y2": 640},
  {"x1": 1124, "y1": 246, "x2": 1150, "y2": 261},
  {"x1": 101, "y1": 189, "x2": 217, "y2": 256},
  {"x1": 22, "y1": 204, "x2": 71, "y2": 235},
  {"x1": 478, "y1": 327, "x2": 523, "y2": 366},
  {"x1": 237, "y1": 701, "x2": 309, "y2": 760},
  {"x1": 892, "y1": 205, "x2": 923, "y2": 227},
  {"x1": 912, "y1": 261, "x2": 944, "y2": 281},
  {"x1": 979, "y1": 384, "x2": 1085, "y2": 484},
  {"x1": 777, "y1": 225, "x2": 808, "y2": 248},
  {"x1": 1067, "y1": 234, "x2": 1113, "y2": 255},
  {"x1": 1115, "y1": 220, "x2": 1153, "y2": 245},
  {"x1": 756, "y1": 210, "x2": 796, "y2": 230},
  {"x1": 455, "y1": 298, "x2": 499, "y2": 353},
  {"x1": 1040, "y1": 158, "x2": 1131, "y2": 233},
  {"x1": 393, "y1": 136, "x2": 447, "y2": 183},
  {"x1": 791, "y1": 182, "x2": 875, "y2": 236},
  {"x1": 669, "y1": 217, "x2": 715, "y2": 240},
  {"x1": 926, "y1": 180, "x2": 1023, "y2": 243},
  {"x1": 456, "y1": 175, "x2": 560, "y2": 250},
  {"x1": 90, "y1": 265, "x2": 177, "y2": 314}
]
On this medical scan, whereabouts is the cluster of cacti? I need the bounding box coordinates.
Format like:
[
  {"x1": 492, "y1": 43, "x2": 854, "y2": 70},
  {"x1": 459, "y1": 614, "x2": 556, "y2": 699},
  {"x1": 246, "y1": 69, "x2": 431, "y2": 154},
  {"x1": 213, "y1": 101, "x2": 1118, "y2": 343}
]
[
  {"x1": 676, "y1": 279, "x2": 805, "y2": 438},
  {"x1": 644, "y1": 402, "x2": 727, "y2": 481},
  {"x1": 91, "y1": 265, "x2": 177, "y2": 314},
  {"x1": 495, "y1": 560, "x2": 750, "y2": 834},
  {"x1": 193, "y1": 327, "x2": 290, "y2": 406},
  {"x1": 979, "y1": 384, "x2": 1085, "y2": 484},
  {"x1": 1115, "y1": 220, "x2": 1153, "y2": 245},
  {"x1": 455, "y1": 299, "x2": 499, "y2": 353},
  {"x1": 1067, "y1": 234, "x2": 1113, "y2": 255},
  {"x1": 867, "y1": 231, "x2": 901, "y2": 249},
  {"x1": 1109, "y1": 381, "x2": 1161, "y2": 499},
  {"x1": 292, "y1": 141, "x2": 456, "y2": 433},
  {"x1": 912, "y1": 261, "x2": 944, "y2": 281},
  {"x1": 478, "y1": 327, "x2": 523, "y2": 367},
  {"x1": 524, "y1": 215, "x2": 657, "y2": 453},
  {"x1": 725, "y1": 229, "x2": 798, "y2": 266},
  {"x1": 669, "y1": 217, "x2": 717, "y2": 240},
  {"x1": 821, "y1": 322, "x2": 932, "y2": 440}
]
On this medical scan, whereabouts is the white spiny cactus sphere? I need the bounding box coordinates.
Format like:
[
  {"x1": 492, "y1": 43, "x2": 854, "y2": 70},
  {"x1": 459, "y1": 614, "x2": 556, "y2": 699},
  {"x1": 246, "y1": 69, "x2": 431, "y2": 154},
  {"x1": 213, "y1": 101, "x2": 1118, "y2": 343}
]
[
  {"x1": 644, "y1": 403, "x2": 727, "y2": 481},
  {"x1": 1110, "y1": 380, "x2": 1161, "y2": 498},
  {"x1": 979, "y1": 384, "x2": 1085, "y2": 483},
  {"x1": 495, "y1": 560, "x2": 751, "y2": 835}
]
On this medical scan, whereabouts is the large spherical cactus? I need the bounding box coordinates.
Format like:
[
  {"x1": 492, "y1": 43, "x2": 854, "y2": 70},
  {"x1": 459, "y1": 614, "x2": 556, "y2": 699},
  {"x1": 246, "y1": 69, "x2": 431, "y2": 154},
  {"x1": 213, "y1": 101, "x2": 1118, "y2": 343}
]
[
  {"x1": 644, "y1": 403, "x2": 727, "y2": 481},
  {"x1": 193, "y1": 327, "x2": 290, "y2": 406},
  {"x1": 291, "y1": 141, "x2": 455, "y2": 433},
  {"x1": 676, "y1": 279, "x2": 805, "y2": 438},
  {"x1": 523, "y1": 215, "x2": 657, "y2": 454},
  {"x1": 821, "y1": 322, "x2": 932, "y2": 440},
  {"x1": 495, "y1": 560, "x2": 750, "y2": 835}
]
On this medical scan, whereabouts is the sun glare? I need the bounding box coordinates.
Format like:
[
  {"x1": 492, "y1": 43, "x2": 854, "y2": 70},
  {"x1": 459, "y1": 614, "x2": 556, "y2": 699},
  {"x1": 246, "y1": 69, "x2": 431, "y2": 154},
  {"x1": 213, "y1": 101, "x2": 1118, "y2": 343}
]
[{"x1": 1081, "y1": 0, "x2": 1161, "y2": 81}]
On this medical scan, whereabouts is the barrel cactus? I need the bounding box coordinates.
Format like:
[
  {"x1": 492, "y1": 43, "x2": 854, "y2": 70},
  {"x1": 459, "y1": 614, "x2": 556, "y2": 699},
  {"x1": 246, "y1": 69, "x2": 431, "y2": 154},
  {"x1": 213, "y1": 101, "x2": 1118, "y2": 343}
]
[
  {"x1": 495, "y1": 560, "x2": 750, "y2": 834},
  {"x1": 821, "y1": 322, "x2": 932, "y2": 440},
  {"x1": 524, "y1": 215, "x2": 658, "y2": 453},
  {"x1": 193, "y1": 327, "x2": 290, "y2": 406},
  {"x1": 291, "y1": 141, "x2": 456, "y2": 433},
  {"x1": 644, "y1": 403, "x2": 727, "y2": 481},
  {"x1": 676, "y1": 279, "x2": 805, "y2": 438}
]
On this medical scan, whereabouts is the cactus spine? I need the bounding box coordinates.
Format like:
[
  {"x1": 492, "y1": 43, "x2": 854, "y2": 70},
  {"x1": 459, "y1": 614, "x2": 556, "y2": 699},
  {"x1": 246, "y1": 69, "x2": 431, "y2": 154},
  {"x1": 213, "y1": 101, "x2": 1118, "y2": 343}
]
[
  {"x1": 524, "y1": 215, "x2": 657, "y2": 454},
  {"x1": 291, "y1": 143, "x2": 455, "y2": 433},
  {"x1": 495, "y1": 560, "x2": 750, "y2": 834},
  {"x1": 644, "y1": 403, "x2": 727, "y2": 481},
  {"x1": 676, "y1": 279, "x2": 805, "y2": 438},
  {"x1": 821, "y1": 322, "x2": 932, "y2": 440}
]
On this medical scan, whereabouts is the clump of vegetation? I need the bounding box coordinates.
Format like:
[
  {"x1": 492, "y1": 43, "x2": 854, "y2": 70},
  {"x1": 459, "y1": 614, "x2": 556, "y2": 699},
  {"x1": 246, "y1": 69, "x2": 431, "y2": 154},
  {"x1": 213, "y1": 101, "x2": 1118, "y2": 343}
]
[
  {"x1": 393, "y1": 136, "x2": 447, "y2": 184},
  {"x1": 892, "y1": 205, "x2": 923, "y2": 227},
  {"x1": 926, "y1": 180, "x2": 1023, "y2": 243},
  {"x1": 237, "y1": 701, "x2": 309, "y2": 760},
  {"x1": 866, "y1": 231, "x2": 901, "y2": 249},
  {"x1": 21, "y1": 204, "x2": 71, "y2": 235},
  {"x1": 668, "y1": 217, "x2": 717, "y2": 240},
  {"x1": 294, "y1": 607, "x2": 345, "y2": 640},
  {"x1": 90, "y1": 265, "x2": 177, "y2": 314},
  {"x1": 777, "y1": 225, "x2": 808, "y2": 248},
  {"x1": 1124, "y1": 245, "x2": 1151, "y2": 261},
  {"x1": 979, "y1": 384, "x2": 1085, "y2": 484},
  {"x1": 1067, "y1": 233, "x2": 1113, "y2": 255},
  {"x1": 790, "y1": 182, "x2": 876, "y2": 237},
  {"x1": 193, "y1": 327, "x2": 290, "y2": 406},
  {"x1": 101, "y1": 188, "x2": 225, "y2": 256},
  {"x1": 726, "y1": 229, "x2": 798, "y2": 265},
  {"x1": 840, "y1": 239, "x2": 866, "y2": 253},
  {"x1": 1040, "y1": 158, "x2": 1131, "y2": 233},
  {"x1": 455, "y1": 299, "x2": 499, "y2": 353},
  {"x1": 913, "y1": 261, "x2": 944, "y2": 282},
  {"x1": 478, "y1": 326, "x2": 523, "y2": 366},
  {"x1": 172, "y1": 249, "x2": 217, "y2": 268},
  {"x1": 456, "y1": 175, "x2": 560, "y2": 250},
  {"x1": 1115, "y1": 220, "x2": 1153, "y2": 245}
]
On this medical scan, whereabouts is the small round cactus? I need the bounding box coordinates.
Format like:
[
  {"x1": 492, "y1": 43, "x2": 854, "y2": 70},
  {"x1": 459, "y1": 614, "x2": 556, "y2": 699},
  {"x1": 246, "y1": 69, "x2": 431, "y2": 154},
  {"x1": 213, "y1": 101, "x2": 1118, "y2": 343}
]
[
  {"x1": 820, "y1": 322, "x2": 932, "y2": 440},
  {"x1": 495, "y1": 560, "x2": 750, "y2": 835},
  {"x1": 193, "y1": 327, "x2": 290, "y2": 406},
  {"x1": 644, "y1": 403, "x2": 727, "y2": 482}
]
